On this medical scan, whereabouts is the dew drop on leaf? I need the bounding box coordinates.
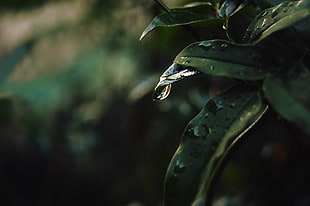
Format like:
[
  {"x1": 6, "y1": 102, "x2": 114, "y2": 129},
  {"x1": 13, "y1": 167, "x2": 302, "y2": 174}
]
[
  {"x1": 193, "y1": 125, "x2": 209, "y2": 137},
  {"x1": 271, "y1": 6, "x2": 280, "y2": 18},
  {"x1": 174, "y1": 160, "x2": 186, "y2": 173},
  {"x1": 198, "y1": 42, "x2": 212, "y2": 50},
  {"x1": 261, "y1": 18, "x2": 267, "y2": 28},
  {"x1": 228, "y1": 101, "x2": 236, "y2": 108},
  {"x1": 207, "y1": 99, "x2": 224, "y2": 115},
  {"x1": 154, "y1": 84, "x2": 171, "y2": 101}
]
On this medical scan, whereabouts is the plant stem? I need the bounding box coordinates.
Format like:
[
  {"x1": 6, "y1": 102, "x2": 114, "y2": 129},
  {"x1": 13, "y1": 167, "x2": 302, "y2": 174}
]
[{"x1": 154, "y1": 0, "x2": 170, "y2": 12}]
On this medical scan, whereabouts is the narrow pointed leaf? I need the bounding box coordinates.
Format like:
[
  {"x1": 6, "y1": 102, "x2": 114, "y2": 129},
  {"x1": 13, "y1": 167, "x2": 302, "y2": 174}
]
[
  {"x1": 174, "y1": 40, "x2": 280, "y2": 80},
  {"x1": 243, "y1": 1, "x2": 310, "y2": 44},
  {"x1": 164, "y1": 84, "x2": 267, "y2": 206},
  {"x1": 139, "y1": 11, "x2": 216, "y2": 41},
  {"x1": 264, "y1": 64, "x2": 310, "y2": 134}
]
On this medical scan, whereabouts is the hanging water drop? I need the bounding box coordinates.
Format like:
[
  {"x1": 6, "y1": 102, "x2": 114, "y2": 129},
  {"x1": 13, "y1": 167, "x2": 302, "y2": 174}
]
[
  {"x1": 174, "y1": 160, "x2": 186, "y2": 173},
  {"x1": 198, "y1": 42, "x2": 212, "y2": 50},
  {"x1": 153, "y1": 63, "x2": 200, "y2": 101},
  {"x1": 220, "y1": 43, "x2": 228, "y2": 50},
  {"x1": 153, "y1": 84, "x2": 171, "y2": 101}
]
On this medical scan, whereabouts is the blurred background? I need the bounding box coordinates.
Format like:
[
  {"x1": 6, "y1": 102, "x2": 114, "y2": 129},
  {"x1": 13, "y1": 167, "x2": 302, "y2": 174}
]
[{"x1": 0, "y1": 0, "x2": 310, "y2": 206}]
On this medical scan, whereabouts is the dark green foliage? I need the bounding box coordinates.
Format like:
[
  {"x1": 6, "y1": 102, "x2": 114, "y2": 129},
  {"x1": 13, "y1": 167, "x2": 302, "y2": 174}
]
[
  {"x1": 141, "y1": 0, "x2": 310, "y2": 205},
  {"x1": 164, "y1": 84, "x2": 267, "y2": 206}
]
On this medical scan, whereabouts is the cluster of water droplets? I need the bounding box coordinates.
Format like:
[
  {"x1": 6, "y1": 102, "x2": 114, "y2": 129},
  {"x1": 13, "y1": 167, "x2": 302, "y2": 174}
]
[
  {"x1": 247, "y1": 1, "x2": 297, "y2": 42},
  {"x1": 198, "y1": 41, "x2": 228, "y2": 51},
  {"x1": 153, "y1": 63, "x2": 200, "y2": 101}
]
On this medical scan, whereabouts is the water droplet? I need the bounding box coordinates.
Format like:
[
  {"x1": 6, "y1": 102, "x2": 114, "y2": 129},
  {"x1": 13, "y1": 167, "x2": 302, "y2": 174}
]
[
  {"x1": 198, "y1": 42, "x2": 212, "y2": 50},
  {"x1": 220, "y1": 43, "x2": 228, "y2": 50},
  {"x1": 184, "y1": 60, "x2": 191, "y2": 64},
  {"x1": 174, "y1": 160, "x2": 186, "y2": 173},
  {"x1": 210, "y1": 65, "x2": 215, "y2": 70},
  {"x1": 261, "y1": 11, "x2": 268, "y2": 17},
  {"x1": 271, "y1": 6, "x2": 280, "y2": 18},
  {"x1": 207, "y1": 99, "x2": 223, "y2": 115},
  {"x1": 154, "y1": 84, "x2": 171, "y2": 101},
  {"x1": 228, "y1": 101, "x2": 236, "y2": 108},
  {"x1": 261, "y1": 18, "x2": 267, "y2": 28},
  {"x1": 153, "y1": 64, "x2": 200, "y2": 101}
]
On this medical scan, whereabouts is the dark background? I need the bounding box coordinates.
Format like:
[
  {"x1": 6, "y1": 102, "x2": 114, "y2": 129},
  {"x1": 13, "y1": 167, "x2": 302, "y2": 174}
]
[{"x1": 0, "y1": 0, "x2": 309, "y2": 206}]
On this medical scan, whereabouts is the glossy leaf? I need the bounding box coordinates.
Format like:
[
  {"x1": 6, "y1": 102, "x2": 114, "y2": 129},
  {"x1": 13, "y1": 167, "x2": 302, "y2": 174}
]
[
  {"x1": 172, "y1": 2, "x2": 215, "y2": 12},
  {"x1": 0, "y1": 40, "x2": 34, "y2": 83},
  {"x1": 164, "y1": 84, "x2": 267, "y2": 206},
  {"x1": 243, "y1": 1, "x2": 310, "y2": 44},
  {"x1": 263, "y1": 63, "x2": 310, "y2": 134},
  {"x1": 253, "y1": 0, "x2": 289, "y2": 10},
  {"x1": 218, "y1": 0, "x2": 252, "y2": 18},
  {"x1": 174, "y1": 40, "x2": 279, "y2": 80},
  {"x1": 139, "y1": 11, "x2": 216, "y2": 41}
]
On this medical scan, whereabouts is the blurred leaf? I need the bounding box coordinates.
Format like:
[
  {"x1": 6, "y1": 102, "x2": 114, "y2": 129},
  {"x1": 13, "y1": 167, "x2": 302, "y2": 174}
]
[
  {"x1": 263, "y1": 62, "x2": 310, "y2": 134},
  {"x1": 218, "y1": 0, "x2": 252, "y2": 18},
  {"x1": 139, "y1": 11, "x2": 217, "y2": 41},
  {"x1": 243, "y1": 1, "x2": 310, "y2": 44},
  {"x1": 164, "y1": 84, "x2": 267, "y2": 206},
  {"x1": 174, "y1": 40, "x2": 279, "y2": 80},
  {"x1": 0, "y1": 40, "x2": 34, "y2": 83}
]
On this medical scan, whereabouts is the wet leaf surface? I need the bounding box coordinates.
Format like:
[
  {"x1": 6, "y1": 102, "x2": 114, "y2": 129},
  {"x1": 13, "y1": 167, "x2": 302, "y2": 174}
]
[
  {"x1": 164, "y1": 84, "x2": 267, "y2": 206},
  {"x1": 174, "y1": 40, "x2": 280, "y2": 80},
  {"x1": 243, "y1": 1, "x2": 310, "y2": 44}
]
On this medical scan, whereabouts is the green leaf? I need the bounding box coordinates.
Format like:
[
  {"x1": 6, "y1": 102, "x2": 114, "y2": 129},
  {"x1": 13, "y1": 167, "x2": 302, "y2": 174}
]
[
  {"x1": 263, "y1": 62, "x2": 310, "y2": 134},
  {"x1": 172, "y1": 2, "x2": 215, "y2": 12},
  {"x1": 139, "y1": 11, "x2": 218, "y2": 41},
  {"x1": 164, "y1": 84, "x2": 268, "y2": 206},
  {"x1": 243, "y1": 1, "x2": 310, "y2": 44},
  {"x1": 218, "y1": 0, "x2": 251, "y2": 18},
  {"x1": 253, "y1": 0, "x2": 288, "y2": 10},
  {"x1": 174, "y1": 40, "x2": 279, "y2": 80},
  {"x1": 0, "y1": 40, "x2": 34, "y2": 83}
]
